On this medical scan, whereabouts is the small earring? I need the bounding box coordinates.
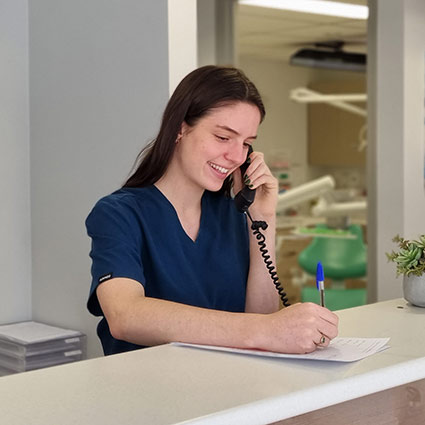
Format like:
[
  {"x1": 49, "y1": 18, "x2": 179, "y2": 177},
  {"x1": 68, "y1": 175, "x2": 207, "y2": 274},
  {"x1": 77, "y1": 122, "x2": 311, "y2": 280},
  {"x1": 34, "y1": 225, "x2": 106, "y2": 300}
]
[{"x1": 175, "y1": 135, "x2": 182, "y2": 144}]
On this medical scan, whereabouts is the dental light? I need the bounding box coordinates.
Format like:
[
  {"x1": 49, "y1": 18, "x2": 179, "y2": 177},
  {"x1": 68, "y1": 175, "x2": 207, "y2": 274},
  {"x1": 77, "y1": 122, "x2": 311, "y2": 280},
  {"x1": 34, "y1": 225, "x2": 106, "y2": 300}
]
[
  {"x1": 277, "y1": 175, "x2": 367, "y2": 229},
  {"x1": 277, "y1": 175, "x2": 335, "y2": 211}
]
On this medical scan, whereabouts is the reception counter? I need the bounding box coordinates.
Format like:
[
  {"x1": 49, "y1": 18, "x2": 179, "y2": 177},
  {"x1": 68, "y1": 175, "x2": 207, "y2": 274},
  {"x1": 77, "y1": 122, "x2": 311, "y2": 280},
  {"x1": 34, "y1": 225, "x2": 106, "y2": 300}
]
[{"x1": 1, "y1": 298, "x2": 424, "y2": 424}]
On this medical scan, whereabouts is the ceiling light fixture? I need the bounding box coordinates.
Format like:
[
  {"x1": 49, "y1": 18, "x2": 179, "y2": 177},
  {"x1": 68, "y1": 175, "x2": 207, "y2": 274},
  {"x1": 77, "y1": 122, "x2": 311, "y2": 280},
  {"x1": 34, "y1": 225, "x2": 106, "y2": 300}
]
[
  {"x1": 238, "y1": 0, "x2": 368, "y2": 20},
  {"x1": 290, "y1": 42, "x2": 366, "y2": 72}
]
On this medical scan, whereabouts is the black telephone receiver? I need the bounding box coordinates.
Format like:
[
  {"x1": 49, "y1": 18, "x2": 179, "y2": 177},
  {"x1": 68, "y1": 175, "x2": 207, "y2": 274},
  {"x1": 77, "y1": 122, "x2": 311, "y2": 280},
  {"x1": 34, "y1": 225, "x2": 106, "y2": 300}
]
[
  {"x1": 234, "y1": 145, "x2": 256, "y2": 213},
  {"x1": 234, "y1": 146, "x2": 290, "y2": 307}
]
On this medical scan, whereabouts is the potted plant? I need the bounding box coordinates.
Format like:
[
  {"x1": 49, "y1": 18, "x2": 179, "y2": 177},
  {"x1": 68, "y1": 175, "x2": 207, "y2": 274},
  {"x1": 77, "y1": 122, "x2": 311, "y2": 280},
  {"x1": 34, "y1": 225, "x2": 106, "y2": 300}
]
[{"x1": 386, "y1": 234, "x2": 425, "y2": 307}]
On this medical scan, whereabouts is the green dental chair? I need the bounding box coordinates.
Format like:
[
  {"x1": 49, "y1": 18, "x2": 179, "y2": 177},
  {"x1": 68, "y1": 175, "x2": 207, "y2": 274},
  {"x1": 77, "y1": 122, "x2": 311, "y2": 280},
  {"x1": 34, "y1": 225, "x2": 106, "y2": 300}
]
[{"x1": 298, "y1": 223, "x2": 367, "y2": 310}]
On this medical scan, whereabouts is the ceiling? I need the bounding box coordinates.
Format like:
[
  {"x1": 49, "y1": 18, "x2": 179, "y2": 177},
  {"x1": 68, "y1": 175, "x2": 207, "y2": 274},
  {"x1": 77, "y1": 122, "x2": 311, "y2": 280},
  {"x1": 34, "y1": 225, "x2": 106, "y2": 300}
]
[{"x1": 235, "y1": 0, "x2": 368, "y2": 62}]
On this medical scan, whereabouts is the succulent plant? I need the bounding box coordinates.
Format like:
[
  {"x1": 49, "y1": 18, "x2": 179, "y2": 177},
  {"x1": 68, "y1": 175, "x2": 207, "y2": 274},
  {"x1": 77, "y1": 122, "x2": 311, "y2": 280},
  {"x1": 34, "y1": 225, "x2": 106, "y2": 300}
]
[{"x1": 386, "y1": 234, "x2": 425, "y2": 277}]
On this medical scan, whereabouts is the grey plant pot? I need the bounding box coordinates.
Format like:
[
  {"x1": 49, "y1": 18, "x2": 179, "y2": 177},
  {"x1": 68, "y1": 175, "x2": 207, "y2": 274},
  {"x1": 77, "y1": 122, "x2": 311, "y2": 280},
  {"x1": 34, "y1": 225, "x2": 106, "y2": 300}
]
[{"x1": 403, "y1": 274, "x2": 425, "y2": 307}]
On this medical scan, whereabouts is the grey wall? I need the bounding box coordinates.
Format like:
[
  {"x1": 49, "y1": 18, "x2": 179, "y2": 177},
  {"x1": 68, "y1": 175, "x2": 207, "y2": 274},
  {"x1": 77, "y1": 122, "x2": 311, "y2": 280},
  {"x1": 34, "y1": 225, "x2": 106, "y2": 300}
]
[
  {"x1": 368, "y1": 0, "x2": 425, "y2": 302},
  {"x1": 197, "y1": 0, "x2": 217, "y2": 66},
  {"x1": 197, "y1": 0, "x2": 235, "y2": 67},
  {"x1": 28, "y1": 0, "x2": 169, "y2": 357},
  {"x1": 0, "y1": 0, "x2": 32, "y2": 324}
]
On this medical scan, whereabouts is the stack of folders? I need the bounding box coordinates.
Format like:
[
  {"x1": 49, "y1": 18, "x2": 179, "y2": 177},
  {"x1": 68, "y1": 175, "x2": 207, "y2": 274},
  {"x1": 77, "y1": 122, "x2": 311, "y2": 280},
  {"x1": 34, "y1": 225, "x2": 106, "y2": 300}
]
[{"x1": 0, "y1": 321, "x2": 86, "y2": 376}]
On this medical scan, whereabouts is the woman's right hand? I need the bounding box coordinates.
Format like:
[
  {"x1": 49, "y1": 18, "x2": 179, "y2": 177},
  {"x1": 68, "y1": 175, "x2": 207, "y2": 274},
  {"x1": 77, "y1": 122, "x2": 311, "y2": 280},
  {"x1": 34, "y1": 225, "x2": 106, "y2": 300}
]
[{"x1": 256, "y1": 303, "x2": 339, "y2": 354}]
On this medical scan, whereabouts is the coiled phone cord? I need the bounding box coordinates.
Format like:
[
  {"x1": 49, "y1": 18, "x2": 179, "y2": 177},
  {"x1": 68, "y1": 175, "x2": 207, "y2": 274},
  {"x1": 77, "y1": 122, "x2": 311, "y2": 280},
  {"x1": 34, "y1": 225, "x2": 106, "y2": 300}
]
[{"x1": 245, "y1": 211, "x2": 290, "y2": 307}]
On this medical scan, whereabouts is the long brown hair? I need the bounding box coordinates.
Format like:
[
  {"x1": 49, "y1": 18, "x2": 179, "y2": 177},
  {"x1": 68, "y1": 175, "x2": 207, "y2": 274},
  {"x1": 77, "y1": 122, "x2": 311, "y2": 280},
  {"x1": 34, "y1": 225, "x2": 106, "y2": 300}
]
[{"x1": 123, "y1": 65, "x2": 265, "y2": 195}]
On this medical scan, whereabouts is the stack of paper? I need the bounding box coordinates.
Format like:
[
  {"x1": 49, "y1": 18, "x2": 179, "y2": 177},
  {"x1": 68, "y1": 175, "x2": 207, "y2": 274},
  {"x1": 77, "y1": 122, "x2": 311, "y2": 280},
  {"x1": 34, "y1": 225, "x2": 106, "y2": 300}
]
[
  {"x1": 173, "y1": 337, "x2": 390, "y2": 363},
  {"x1": 0, "y1": 321, "x2": 86, "y2": 376}
]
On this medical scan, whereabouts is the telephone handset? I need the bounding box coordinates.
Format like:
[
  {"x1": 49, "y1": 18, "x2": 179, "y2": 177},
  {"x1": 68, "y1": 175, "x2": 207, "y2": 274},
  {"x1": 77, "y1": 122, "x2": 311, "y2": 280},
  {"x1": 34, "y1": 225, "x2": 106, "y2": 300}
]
[
  {"x1": 234, "y1": 145, "x2": 256, "y2": 213},
  {"x1": 234, "y1": 146, "x2": 290, "y2": 307}
]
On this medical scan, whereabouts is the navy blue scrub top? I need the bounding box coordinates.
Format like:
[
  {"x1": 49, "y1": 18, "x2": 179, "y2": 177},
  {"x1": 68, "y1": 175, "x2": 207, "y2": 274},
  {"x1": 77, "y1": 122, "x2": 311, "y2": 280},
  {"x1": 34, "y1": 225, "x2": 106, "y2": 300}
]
[{"x1": 86, "y1": 186, "x2": 250, "y2": 355}]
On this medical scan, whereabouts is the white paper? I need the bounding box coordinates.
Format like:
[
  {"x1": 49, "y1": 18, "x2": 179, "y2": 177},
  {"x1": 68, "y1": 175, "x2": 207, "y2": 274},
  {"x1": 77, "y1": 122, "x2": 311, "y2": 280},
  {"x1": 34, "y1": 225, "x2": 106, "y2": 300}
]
[
  {"x1": 173, "y1": 337, "x2": 390, "y2": 363},
  {"x1": 0, "y1": 321, "x2": 81, "y2": 344}
]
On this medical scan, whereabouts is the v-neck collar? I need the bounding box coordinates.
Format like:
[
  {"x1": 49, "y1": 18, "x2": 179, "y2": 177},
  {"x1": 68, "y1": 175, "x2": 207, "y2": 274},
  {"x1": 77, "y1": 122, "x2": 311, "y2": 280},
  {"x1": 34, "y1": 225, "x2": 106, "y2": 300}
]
[{"x1": 151, "y1": 185, "x2": 207, "y2": 244}]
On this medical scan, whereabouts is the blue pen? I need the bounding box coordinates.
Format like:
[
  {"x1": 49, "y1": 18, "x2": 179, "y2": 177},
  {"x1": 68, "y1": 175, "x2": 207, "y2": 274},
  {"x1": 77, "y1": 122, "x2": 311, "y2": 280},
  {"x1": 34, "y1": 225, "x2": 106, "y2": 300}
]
[{"x1": 316, "y1": 262, "x2": 325, "y2": 307}]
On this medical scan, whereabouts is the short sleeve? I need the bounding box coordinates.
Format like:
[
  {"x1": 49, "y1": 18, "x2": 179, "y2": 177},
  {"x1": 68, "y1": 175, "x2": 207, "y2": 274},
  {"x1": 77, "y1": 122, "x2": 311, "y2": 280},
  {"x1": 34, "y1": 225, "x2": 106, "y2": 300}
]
[{"x1": 85, "y1": 197, "x2": 146, "y2": 316}]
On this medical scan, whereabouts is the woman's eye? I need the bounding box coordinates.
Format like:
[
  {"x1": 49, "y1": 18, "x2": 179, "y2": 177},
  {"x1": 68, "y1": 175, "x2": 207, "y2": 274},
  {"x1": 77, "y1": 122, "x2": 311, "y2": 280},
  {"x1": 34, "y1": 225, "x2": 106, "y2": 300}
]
[{"x1": 215, "y1": 135, "x2": 228, "y2": 141}]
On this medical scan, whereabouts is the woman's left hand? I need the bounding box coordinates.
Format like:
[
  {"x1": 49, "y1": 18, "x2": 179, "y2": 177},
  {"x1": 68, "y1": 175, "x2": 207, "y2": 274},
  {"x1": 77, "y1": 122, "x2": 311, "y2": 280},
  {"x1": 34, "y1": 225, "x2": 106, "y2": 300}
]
[{"x1": 233, "y1": 150, "x2": 278, "y2": 218}]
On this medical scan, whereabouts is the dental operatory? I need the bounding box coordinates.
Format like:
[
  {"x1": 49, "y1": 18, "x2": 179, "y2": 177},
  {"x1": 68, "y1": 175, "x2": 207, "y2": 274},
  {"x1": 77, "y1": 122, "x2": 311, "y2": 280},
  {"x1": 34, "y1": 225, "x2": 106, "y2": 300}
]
[{"x1": 2, "y1": 0, "x2": 425, "y2": 423}]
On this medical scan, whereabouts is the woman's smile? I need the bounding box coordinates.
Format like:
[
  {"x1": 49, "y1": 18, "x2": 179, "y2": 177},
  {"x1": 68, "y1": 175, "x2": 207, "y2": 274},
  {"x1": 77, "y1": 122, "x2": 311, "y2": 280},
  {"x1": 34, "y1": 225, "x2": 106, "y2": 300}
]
[{"x1": 207, "y1": 161, "x2": 230, "y2": 179}]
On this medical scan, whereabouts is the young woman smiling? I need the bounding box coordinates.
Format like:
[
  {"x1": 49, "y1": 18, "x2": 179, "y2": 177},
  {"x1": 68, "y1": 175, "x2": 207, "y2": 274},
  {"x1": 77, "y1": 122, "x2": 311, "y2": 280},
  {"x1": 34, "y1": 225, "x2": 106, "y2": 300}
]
[{"x1": 86, "y1": 65, "x2": 338, "y2": 356}]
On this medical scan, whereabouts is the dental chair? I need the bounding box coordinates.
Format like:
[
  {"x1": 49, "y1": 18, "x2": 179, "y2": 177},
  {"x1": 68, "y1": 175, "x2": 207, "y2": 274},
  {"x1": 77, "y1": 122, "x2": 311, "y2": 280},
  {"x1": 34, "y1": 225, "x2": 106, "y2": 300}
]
[
  {"x1": 277, "y1": 176, "x2": 368, "y2": 311},
  {"x1": 298, "y1": 223, "x2": 367, "y2": 310}
]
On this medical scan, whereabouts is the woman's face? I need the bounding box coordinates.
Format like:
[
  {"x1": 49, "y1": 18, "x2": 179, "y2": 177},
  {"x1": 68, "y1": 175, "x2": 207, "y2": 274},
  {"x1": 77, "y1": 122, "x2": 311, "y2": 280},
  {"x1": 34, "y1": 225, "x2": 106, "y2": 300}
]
[{"x1": 174, "y1": 102, "x2": 261, "y2": 193}]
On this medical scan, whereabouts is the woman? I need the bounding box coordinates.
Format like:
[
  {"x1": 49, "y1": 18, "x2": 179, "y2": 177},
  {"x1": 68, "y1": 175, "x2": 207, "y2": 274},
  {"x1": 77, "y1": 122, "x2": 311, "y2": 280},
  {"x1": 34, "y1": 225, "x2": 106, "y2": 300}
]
[{"x1": 86, "y1": 65, "x2": 338, "y2": 356}]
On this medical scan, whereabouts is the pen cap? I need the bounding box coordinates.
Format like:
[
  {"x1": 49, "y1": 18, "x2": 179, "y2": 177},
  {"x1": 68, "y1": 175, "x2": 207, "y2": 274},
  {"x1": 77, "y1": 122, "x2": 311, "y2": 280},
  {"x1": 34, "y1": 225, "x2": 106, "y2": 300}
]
[{"x1": 316, "y1": 261, "x2": 324, "y2": 284}]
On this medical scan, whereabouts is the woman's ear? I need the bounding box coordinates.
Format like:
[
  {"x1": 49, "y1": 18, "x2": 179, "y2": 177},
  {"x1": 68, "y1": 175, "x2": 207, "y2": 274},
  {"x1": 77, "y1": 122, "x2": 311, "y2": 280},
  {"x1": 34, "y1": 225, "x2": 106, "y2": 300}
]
[
  {"x1": 176, "y1": 121, "x2": 189, "y2": 144},
  {"x1": 179, "y1": 121, "x2": 190, "y2": 136}
]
